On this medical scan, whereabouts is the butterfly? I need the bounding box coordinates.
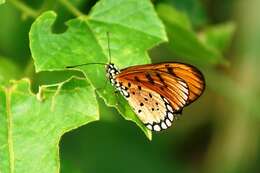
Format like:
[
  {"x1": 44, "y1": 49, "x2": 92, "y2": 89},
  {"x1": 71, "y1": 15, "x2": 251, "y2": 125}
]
[
  {"x1": 106, "y1": 62, "x2": 205, "y2": 131},
  {"x1": 67, "y1": 33, "x2": 205, "y2": 132}
]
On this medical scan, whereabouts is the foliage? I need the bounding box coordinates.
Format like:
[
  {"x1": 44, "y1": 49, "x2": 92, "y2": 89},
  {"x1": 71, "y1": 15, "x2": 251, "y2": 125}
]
[
  {"x1": 0, "y1": 57, "x2": 21, "y2": 85},
  {"x1": 0, "y1": 77, "x2": 98, "y2": 173},
  {"x1": 1, "y1": 0, "x2": 260, "y2": 173},
  {"x1": 156, "y1": 4, "x2": 235, "y2": 66}
]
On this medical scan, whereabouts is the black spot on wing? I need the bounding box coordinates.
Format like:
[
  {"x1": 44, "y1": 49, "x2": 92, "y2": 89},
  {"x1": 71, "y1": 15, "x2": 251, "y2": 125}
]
[
  {"x1": 134, "y1": 76, "x2": 140, "y2": 82},
  {"x1": 156, "y1": 72, "x2": 166, "y2": 86},
  {"x1": 167, "y1": 67, "x2": 175, "y2": 75},
  {"x1": 145, "y1": 73, "x2": 155, "y2": 84}
]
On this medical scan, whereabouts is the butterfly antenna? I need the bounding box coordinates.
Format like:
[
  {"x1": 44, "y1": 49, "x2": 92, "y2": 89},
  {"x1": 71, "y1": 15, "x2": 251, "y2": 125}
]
[
  {"x1": 106, "y1": 32, "x2": 112, "y2": 63},
  {"x1": 66, "y1": 62, "x2": 106, "y2": 68}
]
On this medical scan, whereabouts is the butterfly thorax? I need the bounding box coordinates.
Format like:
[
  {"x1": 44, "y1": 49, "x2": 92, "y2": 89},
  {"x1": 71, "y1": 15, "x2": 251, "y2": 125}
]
[{"x1": 106, "y1": 63, "x2": 120, "y2": 85}]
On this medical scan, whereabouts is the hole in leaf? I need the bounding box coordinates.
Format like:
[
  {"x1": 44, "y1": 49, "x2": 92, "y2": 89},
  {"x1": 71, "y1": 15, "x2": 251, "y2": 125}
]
[{"x1": 31, "y1": 70, "x2": 85, "y2": 93}]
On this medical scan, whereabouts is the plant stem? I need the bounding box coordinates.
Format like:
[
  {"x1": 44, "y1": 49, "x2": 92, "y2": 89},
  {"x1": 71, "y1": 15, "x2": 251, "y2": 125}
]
[
  {"x1": 58, "y1": 0, "x2": 84, "y2": 17},
  {"x1": 39, "y1": 0, "x2": 57, "y2": 13},
  {"x1": 9, "y1": 0, "x2": 38, "y2": 18}
]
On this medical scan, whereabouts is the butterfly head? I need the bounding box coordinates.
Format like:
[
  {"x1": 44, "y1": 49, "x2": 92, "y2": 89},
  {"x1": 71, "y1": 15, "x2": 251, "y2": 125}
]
[{"x1": 106, "y1": 63, "x2": 120, "y2": 85}]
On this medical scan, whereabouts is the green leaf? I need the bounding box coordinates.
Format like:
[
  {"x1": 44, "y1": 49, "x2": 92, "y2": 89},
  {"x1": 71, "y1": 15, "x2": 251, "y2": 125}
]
[
  {"x1": 198, "y1": 22, "x2": 236, "y2": 53},
  {"x1": 157, "y1": 3, "x2": 227, "y2": 66},
  {"x1": 156, "y1": 3, "x2": 192, "y2": 31},
  {"x1": 0, "y1": 56, "x2": 22, "y2": 85},
  {"x1": 30, "y1": 0, "x2": 167, "y2": 139},
  {"x1": 0, "y1": 77, "x2": 98, "y2": 173},
  {"x1": 162, "y1": 0, "x2": 208, "y2": 28},
  {"x1": 0, "y1": 0, "x2": 5, "y2": 5},
  {"x1": 61, "y1": 158, "x2": 82, "y2": 173}
]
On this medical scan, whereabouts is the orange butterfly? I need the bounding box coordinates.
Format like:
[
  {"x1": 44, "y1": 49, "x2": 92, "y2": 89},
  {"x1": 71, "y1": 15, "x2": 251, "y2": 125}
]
[
  {"x1": 106, "y1": 62, "x2": 205, "y2": 131},
  {"x1": 67, "y1": 33, "x2": 205, "y2": 132}
]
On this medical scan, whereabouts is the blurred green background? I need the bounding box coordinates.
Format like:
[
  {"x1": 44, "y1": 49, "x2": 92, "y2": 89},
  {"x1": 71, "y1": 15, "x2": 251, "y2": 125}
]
[{"x1": 0, "y1": 0, "x2": 260, "y2": 173}]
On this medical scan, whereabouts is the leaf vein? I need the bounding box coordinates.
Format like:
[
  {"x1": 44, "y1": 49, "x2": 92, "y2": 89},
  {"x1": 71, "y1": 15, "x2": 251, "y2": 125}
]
[{"x1": 6, "y1": 88, "x2": 14, "y2": 173}]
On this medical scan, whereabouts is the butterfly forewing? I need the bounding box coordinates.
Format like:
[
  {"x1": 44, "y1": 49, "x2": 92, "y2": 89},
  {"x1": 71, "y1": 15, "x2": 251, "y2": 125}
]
[
  {"x1": 157, "y1": 63, "x2": 205, "y2": 104},
  {"x1": 117, "y1": 71, "x2": 190, "y2": 111},
  {"x1": 119, "y1": 62, "x2": 205, "y2": 105}
]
